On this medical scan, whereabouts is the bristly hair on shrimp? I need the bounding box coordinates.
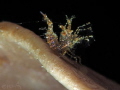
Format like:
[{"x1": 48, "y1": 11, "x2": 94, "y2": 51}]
[{"x1": 40, "y1": 11, "x2": 94, "y2": 63}]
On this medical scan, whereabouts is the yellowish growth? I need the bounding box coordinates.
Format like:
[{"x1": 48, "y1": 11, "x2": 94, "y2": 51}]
[{"x1": 40, "y1": 12, "x2": 93, "y2": 62}]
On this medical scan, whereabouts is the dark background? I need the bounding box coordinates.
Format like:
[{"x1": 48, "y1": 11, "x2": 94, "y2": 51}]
[{"x1": 0, "y1": 1, "x2": 120, "y2": 84}]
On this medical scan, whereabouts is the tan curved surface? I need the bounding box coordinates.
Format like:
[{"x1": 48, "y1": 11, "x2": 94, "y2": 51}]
[{"x1": 0, "y1": 22, "x2": 120, "y2": 90}]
